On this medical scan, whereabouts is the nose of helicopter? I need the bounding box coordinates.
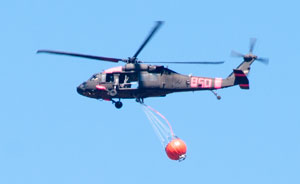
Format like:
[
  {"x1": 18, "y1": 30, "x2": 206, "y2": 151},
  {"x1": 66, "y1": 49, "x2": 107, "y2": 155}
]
[{"x1": 77, "y1": 83, "x2": 85, "y2": 95}]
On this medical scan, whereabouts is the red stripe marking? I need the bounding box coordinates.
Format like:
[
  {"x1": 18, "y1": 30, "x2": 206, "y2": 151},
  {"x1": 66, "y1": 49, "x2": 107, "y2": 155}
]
[
  {"x1": 234, "y1": 73, "x2": 246, "y2": 77},
  {"x1": 214, "y1": 78, "x2": 222, "y2": 89},
  {"x1": 96, "y1": 85, "x2": 107, "y2": 90},
  {"x1": 239, "y1": 84, "x2": 249, "y2": 87},
  {"x1": 104, "y1": 66, "x2": 123, "y2": 74}
]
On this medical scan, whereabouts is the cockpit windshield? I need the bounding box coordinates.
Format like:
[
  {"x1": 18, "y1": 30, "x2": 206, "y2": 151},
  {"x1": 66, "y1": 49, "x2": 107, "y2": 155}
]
[
  {"x1": 89, "y1": 73, "x2": 106, "y2": 82},
  {"x1": 90, "y1": 74, "x2": 99, "y2": 81}
]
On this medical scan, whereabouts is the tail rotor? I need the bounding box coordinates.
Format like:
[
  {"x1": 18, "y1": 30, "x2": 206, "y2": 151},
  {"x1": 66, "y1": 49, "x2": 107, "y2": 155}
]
[{"x1": 231, "y1": 38, "x2": 269, "y2": 65}]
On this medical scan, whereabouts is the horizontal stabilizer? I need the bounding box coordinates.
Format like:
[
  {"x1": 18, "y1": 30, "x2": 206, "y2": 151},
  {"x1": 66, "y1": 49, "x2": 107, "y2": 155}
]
[{"x1": 233, "y1": 69, "x2": 249, "y2": 89}]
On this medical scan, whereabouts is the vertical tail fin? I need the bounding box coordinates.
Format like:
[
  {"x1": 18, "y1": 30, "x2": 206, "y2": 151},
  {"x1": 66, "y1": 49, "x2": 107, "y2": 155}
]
[{"x1": 233, "y1": 69, "x2": 249, "y2": 89}]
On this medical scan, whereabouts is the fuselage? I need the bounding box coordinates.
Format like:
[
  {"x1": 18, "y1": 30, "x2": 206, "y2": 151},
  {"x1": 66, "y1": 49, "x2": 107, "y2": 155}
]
[{"x1": 76, "y1": 64, "x2": 230, "y2": 100}]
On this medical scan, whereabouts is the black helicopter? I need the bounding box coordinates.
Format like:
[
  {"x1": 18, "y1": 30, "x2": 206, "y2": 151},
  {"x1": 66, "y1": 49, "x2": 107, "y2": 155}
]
[{"x1": 37, "y1": 21, "x2": 268, "y2": 109}]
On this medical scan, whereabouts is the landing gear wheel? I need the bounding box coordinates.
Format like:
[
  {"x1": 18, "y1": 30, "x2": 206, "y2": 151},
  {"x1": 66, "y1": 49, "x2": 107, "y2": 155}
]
[
  {"x1": 211, "y1": 90, "x2": 221, "y2": 100},
  {"x1": 115, "y1": 101, "x2": 123, "y2": 109}
]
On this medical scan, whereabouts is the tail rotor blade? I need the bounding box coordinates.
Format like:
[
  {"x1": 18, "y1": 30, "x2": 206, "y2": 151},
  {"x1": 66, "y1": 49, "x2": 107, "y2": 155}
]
[
  {"x1": 249, "y1": 38, "x2": 257, "y2": 53},
  {"x1": 231, "y1": 50, "x2": 244, "y2": 58},
  {"x1": 256, "y1": 57, "x2": 269, "y2": 65}
]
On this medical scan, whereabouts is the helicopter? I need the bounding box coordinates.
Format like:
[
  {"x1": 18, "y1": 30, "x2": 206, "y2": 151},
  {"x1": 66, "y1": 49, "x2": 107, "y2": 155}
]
[{"x1": 37, "y1": 21, "x2": 268, "y2": 109}]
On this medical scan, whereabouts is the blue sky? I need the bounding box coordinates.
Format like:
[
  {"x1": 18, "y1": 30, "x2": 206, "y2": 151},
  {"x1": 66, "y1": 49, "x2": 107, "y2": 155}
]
[{"x1": 1, "y1": 0, "x2": 299, "y2": 183}]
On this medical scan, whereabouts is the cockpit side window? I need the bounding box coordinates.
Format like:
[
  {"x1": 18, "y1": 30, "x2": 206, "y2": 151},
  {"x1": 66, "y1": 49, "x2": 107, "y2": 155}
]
[
  {"x1": 100, "y1": 74, "x2": 106, "y2": 82},
  {"x1": 106, "y1": 74, "x2": 114, "y2": 82}
]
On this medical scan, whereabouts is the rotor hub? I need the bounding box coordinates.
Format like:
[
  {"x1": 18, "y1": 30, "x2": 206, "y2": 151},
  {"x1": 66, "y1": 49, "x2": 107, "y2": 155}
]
[
  {"x1": 244, "y1": 54, "x2": 257, "y2": 61},
  {"x1": 128, "y1": 57, "x2": 138, "y2": 63}
]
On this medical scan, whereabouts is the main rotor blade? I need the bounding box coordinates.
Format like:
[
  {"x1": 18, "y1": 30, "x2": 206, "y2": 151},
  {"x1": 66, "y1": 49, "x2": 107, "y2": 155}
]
[
  {"x1": 133, "y1": 21, "x2": 164, "y2": 58},
  {"x1": 37, "y1": 50, "x2": 123, "y2": 63},
  {"x1": 141, "y1": 61, "x2": 225, "y2": 64},
  {"x1": 249, "y1": 38, "x2": 257, "y2": 53}
]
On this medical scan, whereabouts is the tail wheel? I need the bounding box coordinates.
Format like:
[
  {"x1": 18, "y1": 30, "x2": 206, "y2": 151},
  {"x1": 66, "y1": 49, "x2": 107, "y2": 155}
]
[{"x1": 115, "y1": 101, "x2": 123, "y2": 109}]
